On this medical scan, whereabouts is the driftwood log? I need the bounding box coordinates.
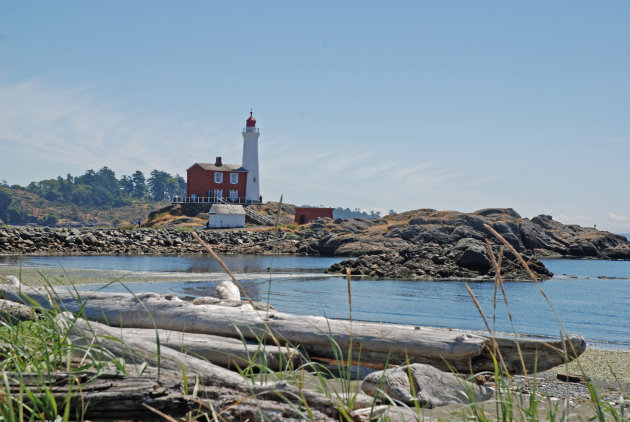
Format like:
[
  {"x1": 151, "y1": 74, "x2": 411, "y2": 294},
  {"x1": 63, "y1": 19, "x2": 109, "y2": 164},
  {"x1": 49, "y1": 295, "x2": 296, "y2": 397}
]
[
  {"x1": 85, "y1": 325, "x2": 299, "y2": 371},
  {"x1": 55, "y1": 312, "x2": 351, "y2": 420},
  {"x1": 2, "y1": 368, "x2": 339, "y2": 421},
  {"x1": 0, "y1": 298, "x2": 36, "y2": 322},
  {"x1": 1, "y1": 279, "x2": 586, "y2": 374}
]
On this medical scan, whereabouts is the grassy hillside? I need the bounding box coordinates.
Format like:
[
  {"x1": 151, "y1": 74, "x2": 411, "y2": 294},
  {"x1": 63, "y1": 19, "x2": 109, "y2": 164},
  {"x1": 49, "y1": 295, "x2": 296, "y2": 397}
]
[{"x1": 1, "y1": 187, "x2": 167, "y2": 227}]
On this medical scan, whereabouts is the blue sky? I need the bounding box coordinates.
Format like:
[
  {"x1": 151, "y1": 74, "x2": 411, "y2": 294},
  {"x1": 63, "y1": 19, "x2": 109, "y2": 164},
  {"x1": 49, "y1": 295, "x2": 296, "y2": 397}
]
[{"x1": 1, "y1": 1, "x2": 629, "y2": 231}]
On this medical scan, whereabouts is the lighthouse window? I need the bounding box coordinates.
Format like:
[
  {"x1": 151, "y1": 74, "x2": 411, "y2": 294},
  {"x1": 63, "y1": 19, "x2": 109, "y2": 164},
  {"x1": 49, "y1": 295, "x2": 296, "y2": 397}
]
[
  {"x1": 253, "y1": 177, "x2": 256, "y2": 183},
  {"x1": 230, "y1": 173, "x2": 238, "y2": 184},
  {"x1": 214, "y1": 172, "x2": 223, "y2": 183}
]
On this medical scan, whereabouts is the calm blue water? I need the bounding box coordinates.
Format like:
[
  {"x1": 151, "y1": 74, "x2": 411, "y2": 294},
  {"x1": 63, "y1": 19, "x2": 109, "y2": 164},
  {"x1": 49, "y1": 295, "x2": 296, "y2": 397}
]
[{"x1": 2, "y1": 254, "x2": 629, "y2": 350}]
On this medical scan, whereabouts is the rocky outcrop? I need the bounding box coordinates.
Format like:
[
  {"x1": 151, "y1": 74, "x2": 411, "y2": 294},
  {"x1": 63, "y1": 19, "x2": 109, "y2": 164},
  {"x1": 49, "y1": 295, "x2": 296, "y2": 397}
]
[
  {"x1": 320, "y1": 208, "x2": 630, "y2": 280},
  {"x1": 318, "y1": 209, "x2": 630, "y2": 260},
  {"x1": 327, "y1": 241, "x2": 553, "y2": 281}
]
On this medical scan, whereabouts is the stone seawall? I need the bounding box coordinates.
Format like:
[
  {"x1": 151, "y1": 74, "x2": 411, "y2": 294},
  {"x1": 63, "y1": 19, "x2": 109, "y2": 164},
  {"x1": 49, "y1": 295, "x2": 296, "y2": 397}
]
[{"x1": 0, "y1": 227, "x2": 293, "y2": 256}]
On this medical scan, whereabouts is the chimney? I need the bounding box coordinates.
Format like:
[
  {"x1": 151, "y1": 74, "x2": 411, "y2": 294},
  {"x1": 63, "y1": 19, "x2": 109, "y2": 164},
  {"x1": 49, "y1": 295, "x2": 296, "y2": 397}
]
[{"x1": 215, "y1": 157, "x2": 222, "y2": 166}]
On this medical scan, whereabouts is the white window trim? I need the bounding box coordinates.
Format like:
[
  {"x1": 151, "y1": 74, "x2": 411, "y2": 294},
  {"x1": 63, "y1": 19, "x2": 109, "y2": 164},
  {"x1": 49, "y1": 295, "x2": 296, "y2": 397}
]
[
  {"x1": 230, "y1": 173, "x2": 238, "y2": 184},
  {"x1": 229, "y1": 189, "x2": 238, "y2": 199},
  {"x1": 214, "y1": 172, "x2": 223, "y2": 183}
]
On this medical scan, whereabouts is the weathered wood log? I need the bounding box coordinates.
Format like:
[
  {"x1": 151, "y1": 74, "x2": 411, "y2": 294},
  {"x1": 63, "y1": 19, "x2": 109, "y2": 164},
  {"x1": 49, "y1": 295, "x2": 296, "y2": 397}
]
[
  {"x1": 2, "y1": 368, "x2": 339, "y2": 421},
  {"x1": 118, "y1": 327, "x2": 299, "y2": 371},
  {"x1": 1, "y1": 280, "x2": 586, "y2": 374},
  {"x1": 471, "y1": 335, "x2": 585, "y2": 373},
  {"x1": 55, "y1": 314, "x2": 347, "y2": 420},
  {"x1": 55, "y1": 312, "x2": 246, "y2": 385},
  {"x1": 5, "y1": 284, "x2": 488, "y2": 369},
  {"x1": 0, "y1": 298, "x2": 36, "y2": 322},
  {"x1": 192, "y1": 295, "x2": 274, "y2": 310}
]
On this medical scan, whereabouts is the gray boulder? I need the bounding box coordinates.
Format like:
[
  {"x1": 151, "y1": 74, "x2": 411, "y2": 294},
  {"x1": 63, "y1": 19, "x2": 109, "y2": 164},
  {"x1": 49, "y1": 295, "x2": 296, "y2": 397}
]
[
  {"x1": 454, "y1": 238, "x2": 492, "y2": 272},
  {"x1": 361, "y1": 363, "x2": 493, "y2": 408}
]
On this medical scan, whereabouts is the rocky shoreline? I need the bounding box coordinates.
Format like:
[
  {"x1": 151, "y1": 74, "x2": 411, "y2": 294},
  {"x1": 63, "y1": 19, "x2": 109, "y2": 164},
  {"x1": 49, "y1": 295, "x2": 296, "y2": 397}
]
[{"x1": 1, "y1": 207, "x2": 629, "y2": 281}]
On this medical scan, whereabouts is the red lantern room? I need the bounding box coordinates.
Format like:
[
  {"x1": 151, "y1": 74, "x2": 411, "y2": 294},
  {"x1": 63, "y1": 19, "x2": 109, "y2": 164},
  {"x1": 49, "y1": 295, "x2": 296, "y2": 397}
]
[{"x1": 246, "y1": 111, "x2": 256, "y2": 127}]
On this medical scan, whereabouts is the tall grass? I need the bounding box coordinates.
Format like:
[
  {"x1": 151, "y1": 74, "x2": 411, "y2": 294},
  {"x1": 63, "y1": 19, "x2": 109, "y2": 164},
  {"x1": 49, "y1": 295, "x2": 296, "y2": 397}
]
[{"x1": 0, "y1": 288, "x2": 93, "y2": 421}]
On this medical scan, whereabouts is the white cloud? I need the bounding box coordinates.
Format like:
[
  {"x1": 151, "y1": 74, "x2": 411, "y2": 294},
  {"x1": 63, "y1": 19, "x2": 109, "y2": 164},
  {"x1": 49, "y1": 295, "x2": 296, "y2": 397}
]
[
  {"x1": 607, "y1": 213, "x2": 630, "y2": 223},
  {"x1": 555, "y1": 213, "x2": 630, "y2": 234},
  {"x1": 0, "y1": 77, "x2": 236, "y2": 182}
]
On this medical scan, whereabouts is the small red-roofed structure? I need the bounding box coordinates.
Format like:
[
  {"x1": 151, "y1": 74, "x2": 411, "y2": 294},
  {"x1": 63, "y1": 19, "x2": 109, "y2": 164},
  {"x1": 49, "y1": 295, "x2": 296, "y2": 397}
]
[
  {"x1": 294, "y1": 207, "x2": 334, "y2": 224},
  {"x1": 246, "y1": 111, "x2": 256, "y2": 127}
]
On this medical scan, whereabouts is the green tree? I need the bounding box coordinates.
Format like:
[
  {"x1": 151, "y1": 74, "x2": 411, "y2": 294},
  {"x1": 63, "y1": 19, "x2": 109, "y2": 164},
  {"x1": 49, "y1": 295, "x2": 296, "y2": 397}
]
[
  {"x1": 72, "y1": 184, "x2": 93, "y2": 205},
  {"x1": 120, "y1": 175, "x2": 134, "y2": 197},
  {"x1": 91, "y1": 185, "x2": 114, "y2": 206},
  {"x1": 96, "y1": 167, "x2": 119, "y2": 193},
  {"x1": 40, "y1": 212, "x2": 59, "y2": 226},
  {"x1": 73, "y1": 167, "x2": 128, "y2": 207},
  {"x1": 58, "y1": 175, "x2": 74, "y2": 201},
  {"x1": 0, "y1": 187, "x2": 12, "y2": 218},
  {"x1": 6, "y1": 206, "x2": 28, "y2": 224},
  {"x1": 148, "y1": 170, "x2": 170, "y2": 201},
  {"x1": 174, "y1": 174, "x2": 186, "y2": 196},
  {"x1": 39, "y1": 179, "x2": 63, "y2": 201},
  {"x1": 132, "y1": 170, "x2": 146, "y2": 199}
]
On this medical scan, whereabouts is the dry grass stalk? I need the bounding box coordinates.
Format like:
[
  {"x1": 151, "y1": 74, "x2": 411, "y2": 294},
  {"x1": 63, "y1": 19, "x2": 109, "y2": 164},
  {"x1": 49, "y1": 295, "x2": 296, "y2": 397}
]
[
  {"x1": 484, "y1": 237, "x2": 530, "y2": 382},
  {"x1": 485, "y1": 239, "x2": 500, "y2": 329},
  {"x1": 192, "y1": 232, "x2": 240, "y2": 286},
  {"x1": 464, "y1": 284, "x2": 492, "y2": 334},
  {"x1": 482, "y1": 223, "x2": 577, "y2": 359},
  {"x1": 483, "y1": 223, "x2": 537, "y2": 281},
  {"x1": 142, "y1": 403, "x2": 180, "y2": 422},
  {"x1": 346, "y1": 268, "x2": 353, "y2": 322}
]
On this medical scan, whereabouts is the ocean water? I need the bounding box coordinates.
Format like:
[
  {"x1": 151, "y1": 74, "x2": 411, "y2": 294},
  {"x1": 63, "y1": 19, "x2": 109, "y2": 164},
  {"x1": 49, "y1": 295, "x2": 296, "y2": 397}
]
[{"x1": 2, "y1": 254, "x2": 629, "y2": 349}]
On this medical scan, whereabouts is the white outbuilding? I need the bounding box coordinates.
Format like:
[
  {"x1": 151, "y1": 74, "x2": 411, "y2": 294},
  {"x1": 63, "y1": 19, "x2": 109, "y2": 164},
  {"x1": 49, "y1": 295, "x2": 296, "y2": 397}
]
[{"x1": 209, "y1": 204, "x2": 246, "y2": 228}]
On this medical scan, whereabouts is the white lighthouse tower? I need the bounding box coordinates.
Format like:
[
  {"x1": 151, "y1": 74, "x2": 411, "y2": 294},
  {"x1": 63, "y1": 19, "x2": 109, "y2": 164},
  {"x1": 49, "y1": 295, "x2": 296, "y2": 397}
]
[{"x1": 242, "y1": 111, "x2": 261, "y2": 203}]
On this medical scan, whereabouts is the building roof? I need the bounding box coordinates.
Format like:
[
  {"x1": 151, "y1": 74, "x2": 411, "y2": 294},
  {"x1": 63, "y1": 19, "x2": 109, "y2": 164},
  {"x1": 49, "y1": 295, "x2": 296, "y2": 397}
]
[
  {"x1": 246, "y1": 111, "x2": 256, "y2": 127},
  {"x1": 210, "y1": 204, "x2": 246, "y2": 215},
  {"x1": 188, "y1": 163, "x2": 248, "y2": 172}
]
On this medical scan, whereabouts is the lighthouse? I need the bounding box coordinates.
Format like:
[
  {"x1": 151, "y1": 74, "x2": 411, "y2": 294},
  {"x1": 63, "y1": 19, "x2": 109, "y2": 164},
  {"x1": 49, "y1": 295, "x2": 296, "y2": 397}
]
[{"x1": 242, "y1": 111, "x2": 260, "y2": 203}]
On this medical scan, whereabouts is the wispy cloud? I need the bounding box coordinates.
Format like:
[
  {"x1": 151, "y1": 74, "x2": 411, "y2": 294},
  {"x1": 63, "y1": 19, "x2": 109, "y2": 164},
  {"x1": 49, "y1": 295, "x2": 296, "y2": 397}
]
[
  {"x1": 557, "y1": 214, "x2": 593, "y2": 223},
  {"x1": 607, "y1": 213, "x2": 630, "y2": 223},
  {"x1": 555, "y1": 213, "x2": 630, "y2": 234},
  {"x1": 0, "y1": 77, "x2": 235, "y2": 181}
]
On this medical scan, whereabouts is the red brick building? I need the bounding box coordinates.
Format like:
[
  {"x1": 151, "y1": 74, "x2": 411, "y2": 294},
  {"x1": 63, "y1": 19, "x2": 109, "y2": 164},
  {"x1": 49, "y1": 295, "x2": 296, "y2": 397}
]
[
  {"x1": 186, "y1": 157, "x2": 249, "y2": 203},
  {"x1": 294, "y1": 207, "x2": 334, "y2": 224},
  {"x1": 183, "y1": 112, "x2": 262, "y2": 205}
]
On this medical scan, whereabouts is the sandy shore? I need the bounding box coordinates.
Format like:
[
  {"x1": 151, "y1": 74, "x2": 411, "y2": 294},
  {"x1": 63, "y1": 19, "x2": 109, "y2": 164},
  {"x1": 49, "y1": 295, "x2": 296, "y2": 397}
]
[{"x1": 547, "y1": 348, "x2": 630, "y2": 383}]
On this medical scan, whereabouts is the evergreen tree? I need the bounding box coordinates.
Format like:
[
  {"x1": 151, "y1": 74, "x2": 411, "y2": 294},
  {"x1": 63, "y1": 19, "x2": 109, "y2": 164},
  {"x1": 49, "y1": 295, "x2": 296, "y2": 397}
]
[
  {"x1": 132, "y1": 170, "x2": 146, "y2": 199},
  {"x1": 148, "y1": 170, "x2": 170, "y2": 201},
  {"x1": 120, "y1": 175, "x2": 134, "y2": 197},
  {"x1": 0, "y1": 188, "x2": 12, "y2": 218}
]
